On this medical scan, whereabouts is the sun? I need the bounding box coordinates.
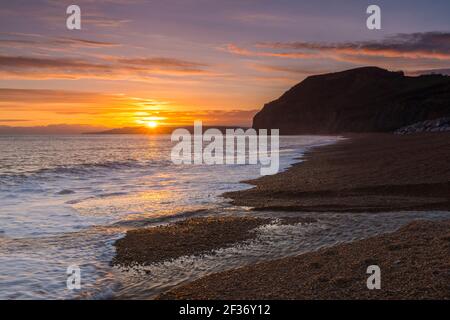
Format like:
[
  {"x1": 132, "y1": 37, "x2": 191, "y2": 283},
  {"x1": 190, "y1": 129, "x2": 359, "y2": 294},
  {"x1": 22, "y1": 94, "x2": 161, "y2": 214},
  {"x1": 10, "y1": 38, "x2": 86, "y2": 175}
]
[{"x1": 146, "y1": 121, "x2": 158, "y2": 128}]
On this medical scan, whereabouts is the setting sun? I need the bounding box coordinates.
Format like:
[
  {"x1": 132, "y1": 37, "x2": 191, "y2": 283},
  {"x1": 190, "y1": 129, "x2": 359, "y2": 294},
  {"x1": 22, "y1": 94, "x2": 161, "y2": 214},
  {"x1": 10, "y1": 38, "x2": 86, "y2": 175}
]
[{"x1": 146, "y1": 121, "x2": 158, "y2": 128}]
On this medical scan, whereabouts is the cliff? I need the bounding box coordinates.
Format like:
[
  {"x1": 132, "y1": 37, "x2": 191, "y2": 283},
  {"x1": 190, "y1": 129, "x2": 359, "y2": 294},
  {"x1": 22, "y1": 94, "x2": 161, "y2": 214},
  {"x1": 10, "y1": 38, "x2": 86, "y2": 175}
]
[{"x1": 253, "y1": 67, "x2": 450, "y2": 134}]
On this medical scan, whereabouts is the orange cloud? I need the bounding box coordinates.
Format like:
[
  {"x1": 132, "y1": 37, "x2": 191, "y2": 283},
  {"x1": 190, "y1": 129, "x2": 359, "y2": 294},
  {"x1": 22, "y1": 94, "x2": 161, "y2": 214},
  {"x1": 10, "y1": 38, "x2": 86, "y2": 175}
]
[
  {"x1": 0, "y1": 54, "x2": 212, "y2": 80},
  {"x1": 223, "y1": 44, "x2": 318, "y2": 59},
  {"x1": 0, "y1": 33, "x2": 120, "y2": 49}
]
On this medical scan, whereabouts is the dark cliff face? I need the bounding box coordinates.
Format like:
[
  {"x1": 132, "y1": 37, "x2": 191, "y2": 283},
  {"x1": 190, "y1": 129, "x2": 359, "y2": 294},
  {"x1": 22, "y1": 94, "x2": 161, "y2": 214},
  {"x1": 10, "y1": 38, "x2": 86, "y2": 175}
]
[{"x1": 252, "y1": 67, "x2": 450, "y2": 134}]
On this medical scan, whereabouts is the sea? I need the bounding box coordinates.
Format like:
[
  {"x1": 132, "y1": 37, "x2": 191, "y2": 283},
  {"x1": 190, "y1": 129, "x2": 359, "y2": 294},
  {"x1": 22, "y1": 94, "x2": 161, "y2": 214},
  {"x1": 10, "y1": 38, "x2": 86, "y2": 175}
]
[{"x1": 0, "y1": 134, "x2": 449, "y2": 299}]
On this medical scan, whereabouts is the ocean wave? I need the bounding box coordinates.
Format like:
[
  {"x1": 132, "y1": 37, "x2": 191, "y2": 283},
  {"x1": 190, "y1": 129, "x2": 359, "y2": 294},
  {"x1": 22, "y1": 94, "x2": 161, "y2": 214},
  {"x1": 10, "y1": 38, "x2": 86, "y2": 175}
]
[
  {"x1": 0, "y1": 159, "x2": 172, "y2": 185},
  {"x1": 112, "y1": 208, "x2": 212, "y2": 228},
  {"x1": 96, "y1": 192, "x2": 130, "y2": 198},
  {"x1": 65, "y1": 191, "x2": 132, "y2": 205},
  {"x1": 36, "y1": 160, "x2": 143, "y2": 175}
]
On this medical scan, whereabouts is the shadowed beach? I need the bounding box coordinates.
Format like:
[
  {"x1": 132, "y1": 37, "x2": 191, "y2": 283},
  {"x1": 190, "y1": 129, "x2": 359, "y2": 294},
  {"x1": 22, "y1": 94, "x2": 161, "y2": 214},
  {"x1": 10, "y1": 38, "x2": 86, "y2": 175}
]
[{"x1": 224, "y1": 133, "x2": 450, "y2": 213}]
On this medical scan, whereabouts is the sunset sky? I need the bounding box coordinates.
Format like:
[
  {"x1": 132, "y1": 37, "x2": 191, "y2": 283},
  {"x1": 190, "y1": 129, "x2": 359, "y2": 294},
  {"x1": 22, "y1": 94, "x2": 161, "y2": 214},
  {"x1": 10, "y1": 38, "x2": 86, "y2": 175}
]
[{"x1": 0, "y1": 0, "x2": 449, "y2": 130}]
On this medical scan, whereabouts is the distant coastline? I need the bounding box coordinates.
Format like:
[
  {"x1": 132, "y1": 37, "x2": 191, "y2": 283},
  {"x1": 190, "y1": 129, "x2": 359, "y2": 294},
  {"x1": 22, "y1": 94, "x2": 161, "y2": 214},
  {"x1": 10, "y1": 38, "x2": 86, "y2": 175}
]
[
  {"x1": 0, "y1": 125, "x2": 250, "y2": 135},
  {"x1": 85, "y1": 125, "x2": 250, "y2": 135}
]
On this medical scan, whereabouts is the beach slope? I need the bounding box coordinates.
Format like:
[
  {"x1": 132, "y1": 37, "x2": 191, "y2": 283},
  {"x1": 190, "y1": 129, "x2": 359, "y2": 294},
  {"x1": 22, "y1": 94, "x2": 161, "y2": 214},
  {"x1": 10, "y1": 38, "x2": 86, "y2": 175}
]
[{"x1": 225, "y1": 133, "x2": 450, "y2": 212}]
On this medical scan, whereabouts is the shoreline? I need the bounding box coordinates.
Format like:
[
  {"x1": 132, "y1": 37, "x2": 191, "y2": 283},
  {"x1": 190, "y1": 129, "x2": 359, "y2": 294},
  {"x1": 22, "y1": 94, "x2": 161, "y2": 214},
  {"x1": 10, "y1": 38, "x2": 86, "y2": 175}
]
[
  {"x1": 111, "y1": 133, "x2": 450, "y2": 299},
  {"x1": 113, "y1": 217, "x2": 268, "y2": 267},
  {"x1": 113, "y1": 215, "x2": 318, "y2": 268}
]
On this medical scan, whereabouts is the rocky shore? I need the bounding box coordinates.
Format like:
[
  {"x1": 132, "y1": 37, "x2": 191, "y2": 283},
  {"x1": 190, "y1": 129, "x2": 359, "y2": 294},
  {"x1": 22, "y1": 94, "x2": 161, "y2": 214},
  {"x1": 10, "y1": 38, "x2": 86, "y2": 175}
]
[{"x1": 395, "y1": 117, "x2": 450, "y2": 134}]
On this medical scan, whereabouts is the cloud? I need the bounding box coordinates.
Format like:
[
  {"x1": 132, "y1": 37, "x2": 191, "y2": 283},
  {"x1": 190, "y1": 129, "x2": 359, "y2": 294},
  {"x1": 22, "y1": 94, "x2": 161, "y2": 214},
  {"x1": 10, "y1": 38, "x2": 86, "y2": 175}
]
[
  {"x1": 41, "y1": 13, "x2": 132, "y2": 29},
  {"x1": 117, "y1": 57, "x2": 207, "y2": 68},
  {"x1": 0, "y1": 56, "x2": 111, "y2": 80},
  {"x1": 223, "y1": 32, "x2": 450, "y2": 68},
  {"x1": 220, "y1": 33, "x2": 450, "y2": 82},
  {"x1": 0, "y1": 88, "x2": 152, "y2": 116},
  {"x1": 115, "y1": 57, "x2": 208, "y2": 74},
  {"x1": 80, "y1": 14, "x2": 132, "y2": 28},
  {"x1": 0, "y1": 34, "x2": 212, "y2": 80},
  {"x1": 56, "y1": 37, "x2": 120, "y2": 48},
  {"x1": 0, "y1": 56, "x2": 106, "y2": 70},
  {"x1": 256, "y1": 32, "x2": 450, "y2": 61},
  {"x1": 233, "y1": 13, "x2": 295, "y2": 24},
  {"x1": 0, "y1": 124, "x2": 108, "y2": 134},
  {"x1": 0, "y1": 119, "x2": 30, "y2": 122},
  {"x1": 130, "y1": 109, "x2": 259, "y2": 126},
  {"x1": 249, "y1": 63, "x2": 332, "y2": 75},
  {"x1": 0, "y1": 33, "x2": 120, "y2": 49},
  {"x1": 222, "y1": 44, "x2": 318, "y2": 59},
  {"x1": 0, "y1": 54, "x2": 211, "y2": 80},
  {"x1": 407, "y1": 68, "x2": 450, "y2": 76},
  {"x1": 0, "y1": 88, "x2": 96, "y2": 102}
]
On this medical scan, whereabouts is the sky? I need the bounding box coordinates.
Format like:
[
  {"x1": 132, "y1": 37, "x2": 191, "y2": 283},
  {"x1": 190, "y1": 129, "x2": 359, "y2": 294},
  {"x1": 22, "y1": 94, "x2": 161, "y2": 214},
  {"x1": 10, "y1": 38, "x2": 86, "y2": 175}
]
[{"x1": 0, "y1": 0, "x2": 449, "y2": 130}]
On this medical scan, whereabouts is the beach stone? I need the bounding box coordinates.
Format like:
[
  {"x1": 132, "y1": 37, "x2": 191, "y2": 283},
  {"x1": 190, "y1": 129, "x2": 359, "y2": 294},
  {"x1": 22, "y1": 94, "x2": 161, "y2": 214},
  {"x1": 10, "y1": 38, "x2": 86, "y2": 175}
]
[{"x1": 394, "y1": 117, "x2": 450, "y2": 134}]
